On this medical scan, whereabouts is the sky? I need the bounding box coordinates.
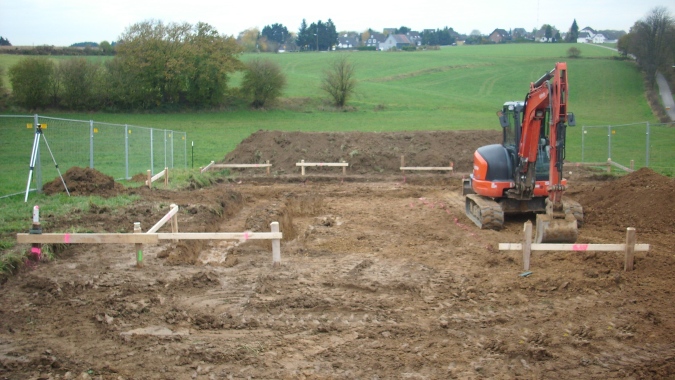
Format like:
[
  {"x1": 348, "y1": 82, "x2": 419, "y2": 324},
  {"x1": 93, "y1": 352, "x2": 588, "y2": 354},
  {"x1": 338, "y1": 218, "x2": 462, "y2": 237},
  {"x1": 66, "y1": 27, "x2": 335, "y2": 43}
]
[{"x1": 0, "y1": 0, "x2": 672, "y2": 46}]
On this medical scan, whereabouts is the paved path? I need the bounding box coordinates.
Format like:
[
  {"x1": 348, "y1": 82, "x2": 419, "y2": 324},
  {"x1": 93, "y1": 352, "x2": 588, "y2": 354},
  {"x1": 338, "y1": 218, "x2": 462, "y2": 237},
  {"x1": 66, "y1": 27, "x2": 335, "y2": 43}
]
[{"x1": 656, "y1": 72, "x2": 675, "y2": 121}]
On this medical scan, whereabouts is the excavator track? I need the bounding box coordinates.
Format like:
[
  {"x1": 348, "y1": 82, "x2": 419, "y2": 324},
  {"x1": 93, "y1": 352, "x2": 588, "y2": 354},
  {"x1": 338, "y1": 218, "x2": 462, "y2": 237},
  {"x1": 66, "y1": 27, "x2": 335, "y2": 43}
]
[{"x1": 465, "y1": 194, "x2": 505, "y2": 230}]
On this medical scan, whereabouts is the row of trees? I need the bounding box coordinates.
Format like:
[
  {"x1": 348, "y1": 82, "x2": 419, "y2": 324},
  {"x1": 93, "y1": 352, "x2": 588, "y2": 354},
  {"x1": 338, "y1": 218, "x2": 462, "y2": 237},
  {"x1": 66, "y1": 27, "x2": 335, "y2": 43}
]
[
  {"x1": 619, "y1": 7, "x2": 675, "y2": 89},
  {"x1": 6, "y1": 20, "x2": 356, "y2": 111}
]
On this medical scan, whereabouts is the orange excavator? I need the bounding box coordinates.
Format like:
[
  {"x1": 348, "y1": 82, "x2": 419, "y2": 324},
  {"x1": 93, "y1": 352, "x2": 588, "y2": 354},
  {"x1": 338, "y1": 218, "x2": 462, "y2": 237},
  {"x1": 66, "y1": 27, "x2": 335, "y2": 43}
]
[{"x1": 463, "y1": 62, "x2": 583, "y2": 243}]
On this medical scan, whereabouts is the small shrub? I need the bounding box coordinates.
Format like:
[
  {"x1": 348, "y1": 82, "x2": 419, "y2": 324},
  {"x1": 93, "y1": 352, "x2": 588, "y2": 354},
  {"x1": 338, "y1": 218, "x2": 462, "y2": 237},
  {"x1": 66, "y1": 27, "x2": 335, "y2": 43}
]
[{"x1": 567, "y1": 47, "x2": 581, "y2": 59}]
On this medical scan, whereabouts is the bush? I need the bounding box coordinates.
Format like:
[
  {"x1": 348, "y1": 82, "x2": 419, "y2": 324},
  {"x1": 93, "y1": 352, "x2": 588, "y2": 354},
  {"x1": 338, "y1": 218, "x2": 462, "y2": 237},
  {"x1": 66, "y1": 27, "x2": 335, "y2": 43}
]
[
  {"x1": 240, "y1": 58, "x2": 287, "y2": 108},
  {"x1": 59, "y1": 58, "x2": 104, "y2": 110},
  {"x1": 567, "y1": 46, "x2": 582, "y2": 59},
  {"x1": 8, "y1": 56, "x2": 55, "y2": 109}
]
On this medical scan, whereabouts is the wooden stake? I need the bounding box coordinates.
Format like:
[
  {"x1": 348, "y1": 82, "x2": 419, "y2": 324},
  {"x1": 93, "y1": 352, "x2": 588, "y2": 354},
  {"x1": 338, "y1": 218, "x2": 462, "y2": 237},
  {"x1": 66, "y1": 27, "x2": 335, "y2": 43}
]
[
  {"x1": 607, "y1": 158, "x2": 612, "y2": 173},
  {"x1": 624, "y1": 227, "x2": 636, "y2": 271},
  {"x1": 170, "y1": 203, "x2": 179, "y2": 242},
  {"x1": 301, "y1": 159, "x2": 305, "y2": 176},
  {"x1": 630, "y1": 160, "x2": 634, "y2": 170},
  {"x1": 401, "y1": 155, "x2": 405, "y2": 176},
  {"x1": 266, "y1": 160, "x2": 271, "y2": 176},
  {"x1": 164, "y1": 167, "x2": 168, "y2": 187},
  {"x1": 134, "y1": 222, "x2": 143, "y2": 268},
  {"x1": 146, "y1": 170, "x2": 152, "y2": 188},
  {"x1": 271, "y1": 222, "x2": 281, "y2": 266},
  {"x1": 523, "y1": 221, "x2": 532, "y2": 271}
]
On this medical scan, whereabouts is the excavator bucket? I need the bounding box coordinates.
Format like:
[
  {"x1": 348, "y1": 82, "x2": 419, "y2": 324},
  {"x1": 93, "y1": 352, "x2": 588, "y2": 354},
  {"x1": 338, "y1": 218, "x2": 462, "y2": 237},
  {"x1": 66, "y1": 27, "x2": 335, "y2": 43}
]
[{"x1": 535, "y1": 213, "x2": 578, "y2": 243}]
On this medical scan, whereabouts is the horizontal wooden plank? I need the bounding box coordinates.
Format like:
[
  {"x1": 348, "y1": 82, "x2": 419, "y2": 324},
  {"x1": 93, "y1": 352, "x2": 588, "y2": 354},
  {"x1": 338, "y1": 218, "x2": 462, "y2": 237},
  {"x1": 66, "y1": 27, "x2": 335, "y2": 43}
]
[
  {"x1": 499, "y1": 243, "x2": 650, "y2": 251},
  {"x1": 147, "y1": 205, "x2": 179, "y2": 234},
  {"x1": 157, "y1": 232, "x2": 283, "y2": 240},
  {"x1": 212, "y1": 164, "x2": 272, "y2": 168},
  {"x1": 17, "y1": 233, "x2": 159, "y2": 244},
  {"x1": 400, "y1": 167, "x2": 453, "y2": 171},
  {"x1": 296, "y1": 162, "x2": 348, "y2": 167}
]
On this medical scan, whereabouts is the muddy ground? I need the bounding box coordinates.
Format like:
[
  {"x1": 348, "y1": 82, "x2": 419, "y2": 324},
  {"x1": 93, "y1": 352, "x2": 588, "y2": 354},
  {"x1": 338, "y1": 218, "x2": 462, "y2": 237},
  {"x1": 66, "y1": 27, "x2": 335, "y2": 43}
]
[{"x1": 1, "y1": 130, "x2": 675, "y2": 379}]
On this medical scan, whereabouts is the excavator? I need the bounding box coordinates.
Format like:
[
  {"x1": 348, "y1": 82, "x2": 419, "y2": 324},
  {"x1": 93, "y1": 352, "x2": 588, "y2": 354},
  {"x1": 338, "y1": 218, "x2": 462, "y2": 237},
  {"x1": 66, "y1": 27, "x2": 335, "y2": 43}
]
[{"x1": 463, "y1": 62, "x2": 583, "y2": 243}]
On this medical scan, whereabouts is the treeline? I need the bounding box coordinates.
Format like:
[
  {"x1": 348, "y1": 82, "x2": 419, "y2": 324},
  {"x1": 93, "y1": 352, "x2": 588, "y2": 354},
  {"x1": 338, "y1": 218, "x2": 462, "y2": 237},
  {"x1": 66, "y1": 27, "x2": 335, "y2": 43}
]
[
  {"x1": 618, "y1": 7, "x2": 675, "y2": 89},
  {"x1": 7, "y1": 21, "x2": 243, "y2": 111}
]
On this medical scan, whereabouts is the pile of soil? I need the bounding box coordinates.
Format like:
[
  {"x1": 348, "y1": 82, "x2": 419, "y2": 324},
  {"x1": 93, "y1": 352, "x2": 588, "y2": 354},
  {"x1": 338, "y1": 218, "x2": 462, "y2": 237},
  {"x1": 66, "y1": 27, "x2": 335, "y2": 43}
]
[
  {"x1": 222, "y1": 130, "x2": 501, "y2": 174},
  {"x1": 43, "y1": 167, "x2": 125, "y2": 197},
  {"x1": 578, "y1": 167, "x2": 675, "y2": 233}
]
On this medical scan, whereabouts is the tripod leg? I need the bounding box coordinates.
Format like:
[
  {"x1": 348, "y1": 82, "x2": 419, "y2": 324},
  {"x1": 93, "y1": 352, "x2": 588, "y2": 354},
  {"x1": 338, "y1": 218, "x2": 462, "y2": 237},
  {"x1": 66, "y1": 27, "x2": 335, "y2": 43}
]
[
  {"x1": 41, "y1": 133, "x2": 70, "y2": 196},
  {"x1": 24, "y1": 131, "x2": 41, "y2": 202}
]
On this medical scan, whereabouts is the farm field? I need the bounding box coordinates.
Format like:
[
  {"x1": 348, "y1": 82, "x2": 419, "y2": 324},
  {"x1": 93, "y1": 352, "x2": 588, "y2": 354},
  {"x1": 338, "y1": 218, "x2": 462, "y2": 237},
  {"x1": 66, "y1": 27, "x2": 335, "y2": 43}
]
[{"x1": 1, "y1": 130, "x2": 674, "y2": 379}]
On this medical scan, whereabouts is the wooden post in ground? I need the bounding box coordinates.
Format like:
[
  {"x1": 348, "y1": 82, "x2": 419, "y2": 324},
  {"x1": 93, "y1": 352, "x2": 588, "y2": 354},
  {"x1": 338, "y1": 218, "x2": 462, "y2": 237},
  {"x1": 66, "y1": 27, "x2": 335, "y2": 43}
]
[
  {"x1": 271, "y1": 222, "x2": 281, "y2": 266},
  {"x1": 624, "y1": 227, "x2": 636, "y2": 271},
  {"x1": 607, "y1": 158, "x2": 612, "y2": 173},
  {"x1": 146, "y1": 170, "x2": 152, "y2": 188},
  {"x1": 266, "y1": 160, "x2": 271, "y2": 176},
  {"x1": 30, "y1": 205, "x2": 42, "y2": 261},
  {"x1": 301, "y1": 160, "x2": 305, "y2": 176},
  {"x1": 164, "y1": 167, "x2": 168, "y2": 187},
  {"x1": 134, "y1": 222, "x2": 143, "y2": 267},
  {"x1": 630, "y1": 160, "x2": 634, "y2": 171},
  {"x1": 170, "y1": 203, "x2": 179, "y2": 242},
  {"x1": 341, "y1": 159, "x2": 346, "y2": 176},
  {"x1": 523, "y1": 221, "x2": 532, "y2": 271}
]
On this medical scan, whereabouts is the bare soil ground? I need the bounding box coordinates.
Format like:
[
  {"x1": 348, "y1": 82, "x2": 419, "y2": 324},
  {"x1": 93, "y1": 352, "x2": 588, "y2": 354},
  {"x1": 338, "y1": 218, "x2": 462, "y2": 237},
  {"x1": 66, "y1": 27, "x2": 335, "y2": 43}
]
[{"x1": 2, "y1": 130, "x2": 675, "y2": 380}]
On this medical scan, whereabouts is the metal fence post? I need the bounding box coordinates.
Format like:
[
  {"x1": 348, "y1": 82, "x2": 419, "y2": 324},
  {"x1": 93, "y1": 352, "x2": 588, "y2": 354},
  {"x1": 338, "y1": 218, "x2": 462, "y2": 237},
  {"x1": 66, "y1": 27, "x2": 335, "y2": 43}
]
[
  {"x1": 125, "y1": 124, "x2": 129, "y2": 179},
  {"x1": 89, "y1": 120, "x2": 94, "y2": 169},
  {"x1": 34, "y1": 114, "x2": 42, "y2": 193},
  {"x1": 607, "y1": 125, "x2": 612, "y2": 160},
  {"x1": 646, "y1": 122, "x2": 650, "y2": 167},
  {"x1": 150, "y1": 128, "x2": 154, "y2": 175},
  {"x1": 581, "y1": 126, "x2": 585, "y2": 163},
  {"x1": 164, "y1": 129, "x2": 168, "y2": 170}
]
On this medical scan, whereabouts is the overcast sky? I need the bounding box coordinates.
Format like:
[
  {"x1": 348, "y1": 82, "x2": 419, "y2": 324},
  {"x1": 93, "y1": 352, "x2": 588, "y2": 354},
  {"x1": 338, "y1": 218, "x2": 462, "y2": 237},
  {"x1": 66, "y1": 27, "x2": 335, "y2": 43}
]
[{"x1": 0, "y1": 0, "x2": 672, "y2": 46}]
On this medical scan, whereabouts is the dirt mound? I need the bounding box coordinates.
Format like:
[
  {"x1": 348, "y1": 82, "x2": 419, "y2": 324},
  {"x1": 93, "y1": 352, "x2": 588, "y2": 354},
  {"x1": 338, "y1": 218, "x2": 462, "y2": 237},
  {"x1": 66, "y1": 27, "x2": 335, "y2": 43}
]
[
  {"x1": 222, "y1": 130, "x2": 501, "y2": 174},
  {"x1": 43, "y1": 167, "x2": 125, "y2": 197},
  {"x1": 578, "y1": 167, "x2": 675, "y2": 233}
]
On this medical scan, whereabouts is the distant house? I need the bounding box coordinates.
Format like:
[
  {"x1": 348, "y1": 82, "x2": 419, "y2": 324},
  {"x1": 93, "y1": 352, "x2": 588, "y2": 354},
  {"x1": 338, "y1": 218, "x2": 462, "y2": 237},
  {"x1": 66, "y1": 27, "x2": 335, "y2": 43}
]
[
  {"x1": 336, "y1": 34, "x2": 359, "y2": 50},
  {"x1": 488, "y1": 29, "x2": 509, "y2": 43},
  {"x1": 577, "y1": 31, "x2": 592, "y2": 43},
  {"x1": 406, "y1": 31, "x2": 422, "y2": 46},
  {"x1": 365, "y1": 32, "x2": 386, "y2": 50},
  {"x1": 512, "y1": 28, "x2": 530, "y2": 40},
  {"x1": 379, "y1": 34, "x2": 412, "y2": 51},
  {"x1": 592, "y1": 33, "x2": 606, "y2": 44}
]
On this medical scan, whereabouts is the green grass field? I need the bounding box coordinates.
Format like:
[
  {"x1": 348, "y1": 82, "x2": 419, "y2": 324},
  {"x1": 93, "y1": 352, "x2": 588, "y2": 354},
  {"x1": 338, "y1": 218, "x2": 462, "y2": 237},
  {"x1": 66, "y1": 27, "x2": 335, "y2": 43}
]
[{"x1": 0, "y1": 43, "x2": 670, "y2": 197}]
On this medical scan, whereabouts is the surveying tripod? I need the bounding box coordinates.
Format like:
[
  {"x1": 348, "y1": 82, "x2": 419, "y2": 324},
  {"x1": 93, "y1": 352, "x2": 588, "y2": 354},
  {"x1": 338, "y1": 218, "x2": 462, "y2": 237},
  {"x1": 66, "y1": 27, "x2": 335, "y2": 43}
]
[{"x1": 25, "y1": 123, "x2": 70, "y2": 202}]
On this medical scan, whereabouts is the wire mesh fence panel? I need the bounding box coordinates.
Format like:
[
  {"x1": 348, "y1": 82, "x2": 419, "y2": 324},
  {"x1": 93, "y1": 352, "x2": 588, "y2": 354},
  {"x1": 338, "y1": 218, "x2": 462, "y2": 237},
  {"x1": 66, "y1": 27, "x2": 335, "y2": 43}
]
[
  {"x1": 0, "y1": 115, "x2": 187, "y2": 199},
  {"x1": 127, "y1": 126, "x2": 152, "y2": 180},
  {"x1": 581, "y1": 122, "x2": 674, "y2": 175},
  {"x1": 0, "y1": 115, "x2": 36, "y2": 197},
  {"x1": 648, "y1": 123, "x2": 675, "y2": 175}
]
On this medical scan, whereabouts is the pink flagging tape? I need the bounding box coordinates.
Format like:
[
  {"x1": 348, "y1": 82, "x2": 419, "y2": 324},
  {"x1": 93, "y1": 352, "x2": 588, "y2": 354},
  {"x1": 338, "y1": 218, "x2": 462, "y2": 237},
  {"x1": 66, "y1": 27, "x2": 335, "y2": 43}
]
[
  {"x1": 243, "y1": 231, "x2": 250, "y2": 241},
  {"x1": 31, "y1": 247, "x2": 41, "y2": 254},
  {"x1": 572, "y1": 244, "x2": 589, "y2": 251},
  {"x1": 64, "y1": 233, "x2": 70, "y2": 243}
]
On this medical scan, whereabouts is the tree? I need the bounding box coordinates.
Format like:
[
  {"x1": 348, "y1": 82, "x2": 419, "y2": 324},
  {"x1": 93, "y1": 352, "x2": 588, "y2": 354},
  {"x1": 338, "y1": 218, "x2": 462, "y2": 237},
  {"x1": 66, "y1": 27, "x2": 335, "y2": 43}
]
[
  {"x1": 566, "y1": 19, "x2": 579, "y2": 42},
  {"x1": 240, "y1": 58, "x2": 286, "y2": 108},
  {"x1": 626, "y1": 7, "x2": 674, "y2": 88},
  {"x1": 396, "y1": 26, "x2": 410, "y2": 34},
  {"x1": 99, "y1": 40, "x2": 114, "y2": 55},
  {"x1": 261, "y1": 23, "x2": 290, "y2": 50},
  {"x1": 297, "y1": 19, "x2": 311, "y2": 50},
  {"x1": 0, "y1": 36, "x2": 11, "y2": 46},
  {"x1": 545, "y1": 25, "x2": 553, "y2": 41},
  {"x1": 8, "y1": 56, "x2": 55, "y2": 109},
  {"x1": 321, "y1": 55, "x2": 356, "y2": 108},
  {"x1": 111, "y1": 20, "x2": 242, "y2": 110},
  {"x1": 59, "y1": 58, "x2": 104, "y2": 110},
  {"x1": 237, "y1": 28, "x2": 260, "y2": 52}
]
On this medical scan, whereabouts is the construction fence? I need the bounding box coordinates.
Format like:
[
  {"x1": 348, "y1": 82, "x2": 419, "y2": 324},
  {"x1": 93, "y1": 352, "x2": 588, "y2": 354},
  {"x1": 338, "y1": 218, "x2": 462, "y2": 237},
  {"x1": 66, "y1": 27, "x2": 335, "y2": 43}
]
[
  {"x1": 581, "y1": 122, "x2": 675, "y2": 174},
  {"x1": 0, "y1": 114, "x2": 187, "y2": 199}
]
